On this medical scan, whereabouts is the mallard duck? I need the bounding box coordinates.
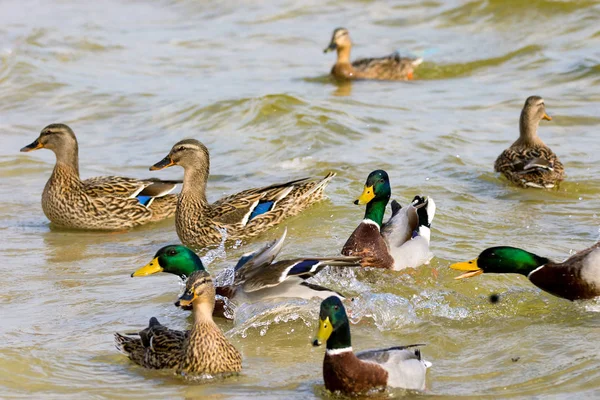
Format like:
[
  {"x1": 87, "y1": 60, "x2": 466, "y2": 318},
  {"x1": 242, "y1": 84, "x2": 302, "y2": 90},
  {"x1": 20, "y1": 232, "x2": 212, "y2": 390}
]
[
  {"x1": 323, "y1": 28, "x2": 422, "y2": 81},
  {"x1": 450, "y1": 244, "x2": 600, "y2": 301},
  {"x1": 114, "y1": 270, "x2": 242, "y2": 374},
  {"x1": 494, "y1": 96, "x2": 564, "y2": 188},
  {"x1": 131, "y1": 229, "x2": 361, "y2": 318},
  {"x1": 20, "y1": 124, "x2": 179, "y2": 230},
  {"x1": 150, "y1": 139, "x2": 335, "y2": 248},
  {"x1": 312, "y1": 296, "x2": 431, "y2": 394},
  {"x1": 342, "y1": 170, "x2": 435, "y2": 270}
]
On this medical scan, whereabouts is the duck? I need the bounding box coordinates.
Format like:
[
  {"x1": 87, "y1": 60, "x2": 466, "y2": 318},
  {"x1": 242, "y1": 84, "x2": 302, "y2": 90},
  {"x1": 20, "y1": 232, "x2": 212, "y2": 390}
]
[
  {"x1": 20, "y1": 123, "x2": 179, "y2": 230},
  {"x1": 450, "y1": 243, "x2": 600, "y2": 301},
  {"x1": 323, "y1": 28, "x2": 422, "y2": 81},
  {"x1": 150, "y1": 139, "x2": 335, "y2": 249},
  {"x1": 114, "y1": 270, "x2": 242, "y2": 375},
  {"x1": 342, "y1": 170, "x2": 435, "y2": 270},
  {"x1": 494, "y1": 96, "x2": 564, "y2": 189},
  {"x1": 312, "y1": 296, "x2": 431, "y2": 394},
  {"x1": 131, "y1": 229, "x2": 361, "y2": 318}
]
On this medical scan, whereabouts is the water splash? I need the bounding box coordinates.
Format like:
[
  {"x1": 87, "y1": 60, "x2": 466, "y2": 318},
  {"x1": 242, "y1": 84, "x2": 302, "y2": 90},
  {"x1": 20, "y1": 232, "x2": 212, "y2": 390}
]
[
  {"x1": 200, "y1": 226, "x2": 229, "y2": 266},
  {"x1": 348, "y1": 293, "x2": 418, "y2": 331},
  {"x1": 228, "y1": 298, "x2": 319, "y2": 338}
]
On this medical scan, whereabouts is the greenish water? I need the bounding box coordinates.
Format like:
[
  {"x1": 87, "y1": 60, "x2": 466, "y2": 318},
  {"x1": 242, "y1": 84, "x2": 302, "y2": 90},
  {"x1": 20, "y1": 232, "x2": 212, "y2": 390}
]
[{"x1": 1, "y1": 0, "x2": 600, "y2": 398}]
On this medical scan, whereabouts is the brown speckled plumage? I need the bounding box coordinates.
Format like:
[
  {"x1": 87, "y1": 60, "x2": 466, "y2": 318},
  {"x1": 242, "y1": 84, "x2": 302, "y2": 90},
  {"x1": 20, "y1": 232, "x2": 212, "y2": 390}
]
[
  {"x1": 494, "y1": 96, "x2": 564, "y2": 189},
  {"x1": 150, "y1": 139, "x2": 335, "y2": 249},
  {"x1": 324, "y1": 28, "x2": 422, "y2": 81},
  {"x1": 21, "y1": 124, "x2": 179, "y2": 230},
  {"x1": 115, "y1": 271, "x2": 242, "y2": 374}
]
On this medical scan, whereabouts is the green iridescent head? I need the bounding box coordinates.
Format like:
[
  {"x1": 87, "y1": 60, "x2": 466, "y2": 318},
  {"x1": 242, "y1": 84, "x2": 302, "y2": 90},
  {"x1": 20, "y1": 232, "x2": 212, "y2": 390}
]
[
  {"x1": 354, "y1": 169, "x2": 391, "y2": 225},
  {"x1": 131, "y1": 245, "x2": 206, "y2": 279},
  {"x1": 450, "y1": 246, "x2": 549, "y2": 279},
  {"x1": 312, "y1": 296, "x2": 351, "y2": 350}
]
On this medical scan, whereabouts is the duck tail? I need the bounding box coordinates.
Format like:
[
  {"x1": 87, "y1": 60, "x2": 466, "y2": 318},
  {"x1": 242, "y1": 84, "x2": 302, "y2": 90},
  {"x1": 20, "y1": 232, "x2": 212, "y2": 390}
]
[
  {"x1": 114, "y1": 332, "x2": 135, "y2": 356},
  {"x1": 300, "y1": 172, "x2": 336, "y2": 199},
  {"x1": 412, "y1": 57, "x2": 424, "y2": 67}
]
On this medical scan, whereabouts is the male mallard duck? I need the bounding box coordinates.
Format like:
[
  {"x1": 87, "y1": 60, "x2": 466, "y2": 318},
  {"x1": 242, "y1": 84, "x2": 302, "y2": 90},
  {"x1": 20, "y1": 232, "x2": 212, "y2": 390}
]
[
  {"x1": 494, "y1": 96, "x2": 564, "y2": 188},
  {"x1": 450, "y1": 244, "x2": 600, "y2": 301},
  {"x1": 342, "y1": 170, "x2": 435, "y2": 270},
  {"x1": 132, "y1": 229, "x2": 361, "y2": 318},
  {"x1": 312, "y1": 296, "x2": 431, "y2": 394},
  {"x1": 114, "y1": 270, "x2": 242, "y2": 374},
  {"x1": 20, "y1": 124, "x2": 179, "y2": 230},
  {"x1": 323, "y1": 28, "x2": 422, "y2": 81},
  {"x1": 150, "y1": 139, "x2": 335, "y2": 248}
]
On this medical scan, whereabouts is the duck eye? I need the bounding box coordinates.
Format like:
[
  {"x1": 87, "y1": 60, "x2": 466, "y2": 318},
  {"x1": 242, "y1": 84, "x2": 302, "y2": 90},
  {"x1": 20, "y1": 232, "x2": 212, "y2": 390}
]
[
  {"x1": 334, "y1": 305, "x2": 339, "y2": 310},
  {"x1": 167, "y1": 249, "x2": 177, "y2": 256}
]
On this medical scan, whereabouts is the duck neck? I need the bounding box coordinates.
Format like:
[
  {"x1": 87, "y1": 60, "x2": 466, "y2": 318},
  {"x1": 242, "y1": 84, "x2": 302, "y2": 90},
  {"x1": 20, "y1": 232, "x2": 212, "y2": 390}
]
[
  {"x1": 192, "y1": 297, "x2": 216, "y2": 325},
  {"x1": 336, "y1": 45, "x2": 351, "y2": 64},
  {"x1": 50, "y1": 144, "x2": 81, "y2": 185},
  {"x1": 326, "y1": 320, "x2": 352, "y2": 353},
  {"x1": 363, "y1": 198, "x2": 387, "y2": 227},
  {"x1": 181, "y1": 167, "x2": 209, "y2": 206},
  {"x1": 517, "y1": 113, "x2": 544, "y2": 147}
]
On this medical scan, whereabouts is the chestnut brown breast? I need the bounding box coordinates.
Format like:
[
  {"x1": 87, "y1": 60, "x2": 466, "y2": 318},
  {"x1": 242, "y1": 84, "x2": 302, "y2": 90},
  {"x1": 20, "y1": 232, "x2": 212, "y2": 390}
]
[{"x1": 323, "y1": 352, "x2": 388, "y2": 394}]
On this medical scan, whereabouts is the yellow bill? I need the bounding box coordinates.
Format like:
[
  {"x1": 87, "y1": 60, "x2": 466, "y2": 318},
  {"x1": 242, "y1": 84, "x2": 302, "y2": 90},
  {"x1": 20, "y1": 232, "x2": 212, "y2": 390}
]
[
  {"x1": 131, "y1": 257, "x2": 163, "y2": 277},
  {"x1": 354, "y1": 185, "x2": 375, "y2": 205},
  {"x1": 450, "y1": 258, "x2": 483, "y2": 280},
  {"x1": 312, "y1": 317, "x2": 333, "y2": 346},
  {"x1": 542, "y1": 113, "x2": 552, "y2": 121}
]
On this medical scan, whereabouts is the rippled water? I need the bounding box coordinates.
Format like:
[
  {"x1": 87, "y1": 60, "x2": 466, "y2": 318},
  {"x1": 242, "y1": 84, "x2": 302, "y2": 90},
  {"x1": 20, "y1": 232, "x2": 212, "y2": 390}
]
[{"x1": 2, "y1": 0, "x2": 600, "y2": 398}]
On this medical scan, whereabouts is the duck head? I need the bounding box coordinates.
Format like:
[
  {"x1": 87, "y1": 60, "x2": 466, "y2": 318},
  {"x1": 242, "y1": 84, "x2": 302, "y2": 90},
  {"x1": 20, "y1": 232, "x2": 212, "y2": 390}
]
[
  {"x1": 175, "y1": 270, "x2": 216, "y2": 308},
  {"x1": 21, "y1": 124, "x2": 79, "y2": 167},
  {"x1": 324, "y1": 27, "x2": 351, "y2": 53},
  {"x1": 450, "y1": 246, "x2": 549, "y2": 279},
  {"x1": 131, "y1": 245, "x2": 206, "y2": 279},
  {"x1": 150, "y1": 139, "x2": 210, "y2": 172},
  {"x1": 313, "y1": 296, "x2": 352, "y2": 350}
]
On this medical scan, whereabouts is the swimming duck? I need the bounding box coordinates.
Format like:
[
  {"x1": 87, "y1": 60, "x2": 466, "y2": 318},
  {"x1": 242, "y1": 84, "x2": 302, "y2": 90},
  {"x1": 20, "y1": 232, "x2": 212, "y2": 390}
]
[
  {"x1": 114, "y1": 270, "x2": 242, "y2": 374},
  {"x1": 450, "y1": 243, "x2": 600, "y2": 301},
  {"x1": 150, "y1": 139, "x2": 335, "y2": 248},
  {"x1": 312, "y1": 296, "x2": 431, "y2": 394},
  {"x1": 131, "y1": 229, "x2": 361, "y2": 318},
  {"x1": 342, "y1": 170, "x2": 435, "y2": 270},
  {"x1": 323, "y1": 28, "x2": 422, "y2": 81},
  {"x1": 494, "y1": 96, "x2": 564, "y2": 188},
  {"x1": 20, "y1": 124, "x2": 179, "y2": 230}
]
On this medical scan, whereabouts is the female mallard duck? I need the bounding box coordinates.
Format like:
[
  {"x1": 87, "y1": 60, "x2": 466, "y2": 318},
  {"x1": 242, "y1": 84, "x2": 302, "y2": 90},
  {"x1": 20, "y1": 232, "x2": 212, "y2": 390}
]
[
  {"x1": 494, "y1": 96, "x2": 564, "y2": 188},
  {"x1": 450, "y1": 244, "x2": 600, "y2": 301},
  {"x1": 323, "y1": 28, "x2": 422, "y2": 81},
  {"x1": 342, "y1": 170, "x2": 435, "y2": 270},
  {"x1": 150, "y1": 139, "x2": 335, "y2": 248},
  {"x1": 131, "y1": 229, "x2": 361, "y2": 318},
  {"x1": 313, "y1": 296, "x2": 431, "y2": 394},
  {"x1": 114, "y1": 270, "x2": 242, "y2": 374},
  {"x1": 20, "y1": 124, "x2": 179, "y2": 230}
]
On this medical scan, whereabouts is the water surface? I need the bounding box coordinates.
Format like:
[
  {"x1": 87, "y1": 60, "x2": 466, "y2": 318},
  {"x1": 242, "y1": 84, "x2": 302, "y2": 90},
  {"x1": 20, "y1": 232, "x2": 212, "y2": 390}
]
[{"x1": 2, "y1": 0, "x2": 600, "y2": 399}]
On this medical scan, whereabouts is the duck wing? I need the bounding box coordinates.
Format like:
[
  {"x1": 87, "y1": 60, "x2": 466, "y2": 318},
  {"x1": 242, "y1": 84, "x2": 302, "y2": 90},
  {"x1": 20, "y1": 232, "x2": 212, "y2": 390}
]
[
  {"x1": 114, "y1": 317, "x2": 188, "y2": 369},
  {"x1": 356, "y1": 345, "x2": 430, "y2": 391},
  {"x1": 233, "y1": 229, "x2": 360, "y2": 292}
]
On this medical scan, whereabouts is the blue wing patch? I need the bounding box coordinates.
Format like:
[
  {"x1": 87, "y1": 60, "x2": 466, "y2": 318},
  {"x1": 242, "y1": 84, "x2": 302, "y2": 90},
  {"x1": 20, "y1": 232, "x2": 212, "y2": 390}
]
[
  {"x1": 289, "y1": 259, "x2": 320, "y2": 276},
  {"x1": 137, "y1": 195, "x2": 153, "y2": 206},
  {"x1": 248, "y1": 200, "x2": 275, "y2": 221}
]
